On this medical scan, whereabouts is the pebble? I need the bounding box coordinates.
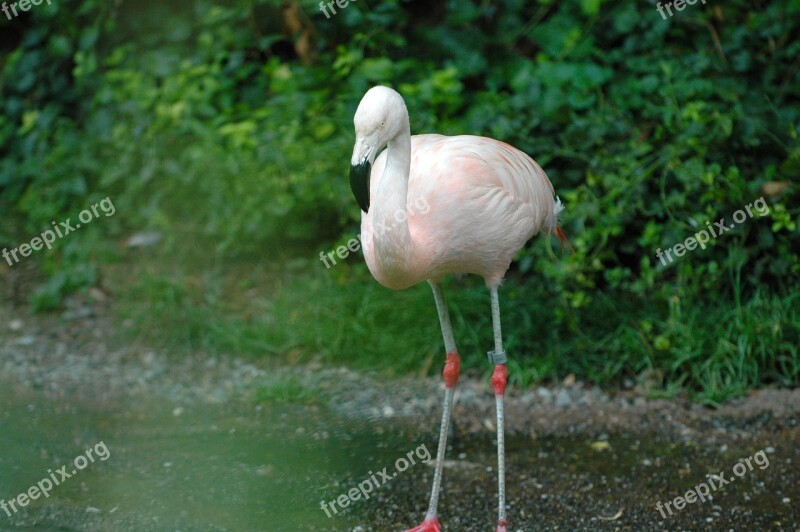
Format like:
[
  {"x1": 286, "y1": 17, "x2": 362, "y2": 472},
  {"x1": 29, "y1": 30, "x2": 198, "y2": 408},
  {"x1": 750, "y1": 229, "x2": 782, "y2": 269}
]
[
  {"x1": 125, "y1": 231, "x2": 163, "y2": 248},
  {"x1": 536, "y1": 387, "x2": 553, "y2": 401},
  {"x1": 555, "y1": 389, "x2": 572, "y2": 408},
  {"x1": 15, "y1": 335, "x2": 35, "y2": 346}
]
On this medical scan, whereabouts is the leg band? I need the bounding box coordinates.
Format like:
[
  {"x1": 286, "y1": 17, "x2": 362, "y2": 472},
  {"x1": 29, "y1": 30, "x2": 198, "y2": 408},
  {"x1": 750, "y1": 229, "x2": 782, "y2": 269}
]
[
  {"x1": 487, "y1": 349, "x2": 507, "y2": 364},
  {"x1": 491, "y1": 363, "x2": 508, "y2": 396},
  {"x1": 443, "y1": 352, "x2": 460, "y2": 388}
]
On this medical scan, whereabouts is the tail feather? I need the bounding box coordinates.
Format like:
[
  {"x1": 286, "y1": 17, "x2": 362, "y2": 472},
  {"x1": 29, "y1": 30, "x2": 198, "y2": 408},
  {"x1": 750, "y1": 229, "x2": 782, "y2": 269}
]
[
  {"x1": 551, "y1": 196, "x2": 572, "y2": 253},
  {"x1": 554, "y1": 226, "x2": 573, "y2": 253},
  {"x1": 554, "y1": 196, "x2": 565, "y2": 218}
]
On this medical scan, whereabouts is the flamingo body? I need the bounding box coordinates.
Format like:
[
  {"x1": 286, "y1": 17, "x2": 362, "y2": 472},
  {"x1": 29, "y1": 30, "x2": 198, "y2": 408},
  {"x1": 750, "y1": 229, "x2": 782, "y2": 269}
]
[{"x1": 361, "y1": 134, "x2": 562, "y2": 289}]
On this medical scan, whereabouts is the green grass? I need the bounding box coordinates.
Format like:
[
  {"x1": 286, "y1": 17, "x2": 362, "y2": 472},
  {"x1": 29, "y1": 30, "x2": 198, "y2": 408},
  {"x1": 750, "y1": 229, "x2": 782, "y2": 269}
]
[
  {"x1": 253, "y1": 376, "x2": 321, "y2": 405},
  {"x1": 110, "y1": 247, "x2": 799, "y2": 404}
]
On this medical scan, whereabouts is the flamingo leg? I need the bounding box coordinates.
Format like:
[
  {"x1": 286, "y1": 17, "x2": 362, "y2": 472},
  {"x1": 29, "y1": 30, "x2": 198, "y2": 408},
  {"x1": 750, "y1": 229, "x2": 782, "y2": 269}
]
[
  {"x1": 488, "y1": 286, "x2": 509, "y2": 532},
  {"x1": 405, "y1": 281, "x2": 460, "y2": 532}
]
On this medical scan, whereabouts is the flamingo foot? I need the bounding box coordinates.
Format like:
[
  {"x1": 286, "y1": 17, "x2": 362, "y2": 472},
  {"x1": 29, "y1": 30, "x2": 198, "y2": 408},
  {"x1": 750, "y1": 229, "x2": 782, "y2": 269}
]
[{"x1": 404, "y1": 517, "x2": 441, "y2": 532}]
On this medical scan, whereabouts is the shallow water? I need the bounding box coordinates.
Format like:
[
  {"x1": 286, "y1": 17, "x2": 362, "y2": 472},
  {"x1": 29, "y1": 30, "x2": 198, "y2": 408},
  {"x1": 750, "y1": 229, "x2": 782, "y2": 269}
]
[
  {"x1": 1, "y1": 384, "x2": 797, "y2": 531},
  {"x1": 0, "y1": 385, "x2": 403, "y2": 530}
]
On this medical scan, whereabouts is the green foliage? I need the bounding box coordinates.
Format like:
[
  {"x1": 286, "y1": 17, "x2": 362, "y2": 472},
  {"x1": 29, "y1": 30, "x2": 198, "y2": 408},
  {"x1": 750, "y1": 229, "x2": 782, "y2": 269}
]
[
  {"x1": 1, "y1": 0, "x2": 798, "y2": 400},
  {"x1": 254, "y1": 376, "x2": 321, "y2": 405}
]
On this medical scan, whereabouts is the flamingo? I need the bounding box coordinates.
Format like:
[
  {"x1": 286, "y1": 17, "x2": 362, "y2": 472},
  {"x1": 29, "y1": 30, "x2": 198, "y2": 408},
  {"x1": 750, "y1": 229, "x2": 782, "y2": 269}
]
[{"x1": 349, "y1": 86, "x2": 567, "y2": 532}]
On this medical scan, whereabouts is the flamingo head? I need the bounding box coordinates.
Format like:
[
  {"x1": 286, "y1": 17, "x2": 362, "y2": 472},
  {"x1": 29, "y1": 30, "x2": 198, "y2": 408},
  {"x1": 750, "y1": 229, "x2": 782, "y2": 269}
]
[{"x1": 350, "y1": 86, "x2": 408, "y2": 212}]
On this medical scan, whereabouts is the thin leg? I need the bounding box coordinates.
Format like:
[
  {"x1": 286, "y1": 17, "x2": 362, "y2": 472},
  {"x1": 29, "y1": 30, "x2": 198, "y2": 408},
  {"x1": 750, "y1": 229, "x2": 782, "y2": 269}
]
[
  {"x1": 405, "y1": 281, "x2": 460, "y2": 532},
  {"x1": 488, "y1": 285, "x2": 509, "y2": 532}
]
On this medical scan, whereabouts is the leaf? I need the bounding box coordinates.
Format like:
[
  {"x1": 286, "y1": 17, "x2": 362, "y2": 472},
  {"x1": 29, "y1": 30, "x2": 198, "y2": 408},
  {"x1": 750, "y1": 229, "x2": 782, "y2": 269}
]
[{"x1": 580, "y1": 0, "x2": 602, "y2": 16}]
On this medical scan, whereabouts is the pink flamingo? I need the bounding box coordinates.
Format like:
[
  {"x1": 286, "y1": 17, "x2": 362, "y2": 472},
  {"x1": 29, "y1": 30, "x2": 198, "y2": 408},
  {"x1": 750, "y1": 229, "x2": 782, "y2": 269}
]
[{"x1": 349, "y1": 86, "x2": 567, "y2": 532}]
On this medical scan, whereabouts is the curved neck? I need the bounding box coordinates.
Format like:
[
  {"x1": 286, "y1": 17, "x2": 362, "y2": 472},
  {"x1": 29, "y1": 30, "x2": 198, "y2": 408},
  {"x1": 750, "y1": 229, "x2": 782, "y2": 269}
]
[{"x1": 373, "y1": 115, "x2": 414, "y2": 275}]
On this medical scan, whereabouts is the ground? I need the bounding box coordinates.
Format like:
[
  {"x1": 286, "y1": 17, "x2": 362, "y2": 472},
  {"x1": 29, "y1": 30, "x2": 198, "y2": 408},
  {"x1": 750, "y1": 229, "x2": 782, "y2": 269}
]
[{"x1": 0, "y1": 294, "x2": 797, "y2": 531}]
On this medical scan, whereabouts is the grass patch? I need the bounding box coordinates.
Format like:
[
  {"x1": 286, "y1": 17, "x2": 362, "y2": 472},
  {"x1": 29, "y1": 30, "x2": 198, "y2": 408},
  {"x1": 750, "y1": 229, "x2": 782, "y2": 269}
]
[
  {"x1": 110, "y1": 249, "x2": 799, "y2": 404},
  {"x1": 253, "y1": 376, "x2": 321, "y2": 406}
]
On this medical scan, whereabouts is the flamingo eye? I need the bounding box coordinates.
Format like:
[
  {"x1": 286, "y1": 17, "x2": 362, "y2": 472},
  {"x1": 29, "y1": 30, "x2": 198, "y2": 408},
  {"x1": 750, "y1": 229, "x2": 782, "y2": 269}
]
[{"x1": 379, "y1": 120, "x2": 385, "y2": 129}]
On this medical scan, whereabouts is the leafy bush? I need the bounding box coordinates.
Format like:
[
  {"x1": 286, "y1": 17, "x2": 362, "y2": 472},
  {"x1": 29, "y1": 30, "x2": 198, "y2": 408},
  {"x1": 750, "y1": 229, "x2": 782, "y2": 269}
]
[{"x1": 1, "y1": 0, "x2": 797, "y2": 399}]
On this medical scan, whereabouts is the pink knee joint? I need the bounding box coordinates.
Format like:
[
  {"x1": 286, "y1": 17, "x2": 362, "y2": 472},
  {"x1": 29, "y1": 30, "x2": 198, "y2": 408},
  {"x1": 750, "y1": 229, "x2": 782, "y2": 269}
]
[
  {"x1": 491, "y1": 364, "x2": 507, "y2": 396},
  {"x1": 443, "y1": 352, "x2": 460, "y2": 388}
]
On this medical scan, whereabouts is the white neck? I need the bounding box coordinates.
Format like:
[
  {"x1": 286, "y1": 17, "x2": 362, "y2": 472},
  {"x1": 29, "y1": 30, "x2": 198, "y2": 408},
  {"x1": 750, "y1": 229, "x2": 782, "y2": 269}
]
[{"x1": 372, "y1": 114, "x2": 414, "y2": 278}]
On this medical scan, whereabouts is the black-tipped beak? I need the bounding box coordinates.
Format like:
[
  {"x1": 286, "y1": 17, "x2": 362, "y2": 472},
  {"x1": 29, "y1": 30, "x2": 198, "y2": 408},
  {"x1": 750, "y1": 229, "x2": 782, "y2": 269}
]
[{"x1": 350, "y1": 160, "x2": 371, "y2": 213}]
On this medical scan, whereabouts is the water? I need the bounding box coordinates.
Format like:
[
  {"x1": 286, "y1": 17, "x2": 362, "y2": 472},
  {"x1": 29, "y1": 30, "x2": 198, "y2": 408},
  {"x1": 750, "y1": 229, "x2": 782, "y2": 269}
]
[{"x1": 0, "y1": 384, "x2": 406, "y2": 531}]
